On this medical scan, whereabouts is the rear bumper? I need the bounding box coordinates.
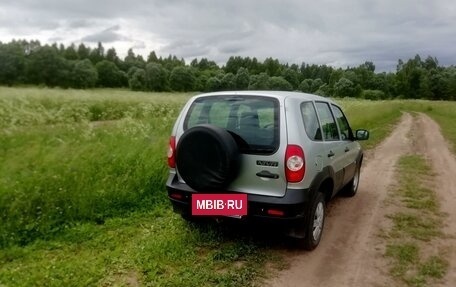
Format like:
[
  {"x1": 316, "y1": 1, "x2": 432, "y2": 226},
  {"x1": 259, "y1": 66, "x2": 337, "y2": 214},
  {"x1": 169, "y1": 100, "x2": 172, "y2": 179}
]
[{"x1": 166, "y1": 174, "x2": 310, "y2": 225}]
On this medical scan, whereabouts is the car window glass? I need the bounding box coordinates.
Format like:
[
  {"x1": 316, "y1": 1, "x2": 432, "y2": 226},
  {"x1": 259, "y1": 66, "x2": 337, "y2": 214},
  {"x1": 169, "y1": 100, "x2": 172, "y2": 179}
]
[
  {"x1": 315, "y1": 102, "x2": 340, "y2": 141},
  {"x1": 300, "y1": 102, "x2": 322, "y2": 141},
  {"x1": 186, "y1": 104, "x2": 203, "y2": 127},
  {"x1": 258, "y1": 108, "x2": 274, "y2": 129},
  {"x1": 184, "y1": 96, "x2": 279, "y2": 154},
  {"x1": 331, "y1": 104, "x2": 352, "y2": 141},
  {"x1": 208, "y1": 101, "x2": 230, "y2": 127}
]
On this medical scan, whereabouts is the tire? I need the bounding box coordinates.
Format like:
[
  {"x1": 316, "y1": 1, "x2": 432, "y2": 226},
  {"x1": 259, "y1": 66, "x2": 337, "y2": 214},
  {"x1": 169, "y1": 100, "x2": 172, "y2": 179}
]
[
  {"x1": 301, "y1": 192, "x2": 326, "y2": 250},
  {"x1": 176, "y1": 124, "x2": 241, "y2": 191},
  {"x1": 343, "y1": 161, "x2": 361, "y2": 197}
]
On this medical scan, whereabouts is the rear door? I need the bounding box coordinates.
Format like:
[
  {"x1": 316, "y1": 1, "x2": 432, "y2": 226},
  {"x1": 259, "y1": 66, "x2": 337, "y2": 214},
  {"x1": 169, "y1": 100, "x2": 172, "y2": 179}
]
[
  {"x1": 331, "y1": 104, "x2": 359, "y2": 185},
  {"x1": 314, "y1": 101, "x2": 345, "y2": 193},
  {"x1": 228, "y1": 97, "x2": 288, "y2": 197},
  {"x1": 183, "y1": 95, "x2": 288, "y2": 197}
]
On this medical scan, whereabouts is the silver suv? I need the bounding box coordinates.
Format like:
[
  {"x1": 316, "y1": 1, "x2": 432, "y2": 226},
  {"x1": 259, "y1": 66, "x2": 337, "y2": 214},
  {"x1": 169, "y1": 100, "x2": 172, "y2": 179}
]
[{"x1": 166, "y1": 91, "x2": 369, "y2": 249}]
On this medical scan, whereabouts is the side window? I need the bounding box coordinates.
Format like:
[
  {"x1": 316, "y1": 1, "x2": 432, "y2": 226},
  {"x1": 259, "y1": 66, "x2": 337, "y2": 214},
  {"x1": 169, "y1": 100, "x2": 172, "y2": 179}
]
[
  {"x1": 300, "y1": 102, "x2": 322, "y2": 141},
  {"x1": 315, "y1": 102, "x2": 340, "y2": 141},
  {"x1": 331, "y1": 104, "x2": 353, "y2": 141}
]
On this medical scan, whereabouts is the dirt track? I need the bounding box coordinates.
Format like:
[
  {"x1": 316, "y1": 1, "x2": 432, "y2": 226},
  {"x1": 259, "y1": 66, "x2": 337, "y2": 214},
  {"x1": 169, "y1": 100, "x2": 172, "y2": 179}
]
[{"x1": 269, "y1": 113, "x2": 456, "y2": 287}]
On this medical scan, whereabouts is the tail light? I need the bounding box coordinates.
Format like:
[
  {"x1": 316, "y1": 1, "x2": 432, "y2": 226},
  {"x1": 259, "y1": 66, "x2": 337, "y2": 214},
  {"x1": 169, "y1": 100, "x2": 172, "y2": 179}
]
[
  {"x1": 167, "y1": 136, "x2": 176, "y2": 168},
  {"x1": 285, "y1": 145, "x2": 305, "y2": 182}
]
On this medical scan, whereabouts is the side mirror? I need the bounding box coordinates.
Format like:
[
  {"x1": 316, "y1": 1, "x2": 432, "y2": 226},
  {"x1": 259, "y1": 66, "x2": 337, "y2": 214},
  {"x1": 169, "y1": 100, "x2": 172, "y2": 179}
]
[{"x1": 355, "y1": 129, "x2": 369, "y2": 141}]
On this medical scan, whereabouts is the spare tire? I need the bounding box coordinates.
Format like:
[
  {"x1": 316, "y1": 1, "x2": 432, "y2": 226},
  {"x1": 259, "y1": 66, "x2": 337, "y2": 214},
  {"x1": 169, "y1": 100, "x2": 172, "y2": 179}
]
[{"x1": 176, "y1": 124, "x2": 241, "y2": 191}]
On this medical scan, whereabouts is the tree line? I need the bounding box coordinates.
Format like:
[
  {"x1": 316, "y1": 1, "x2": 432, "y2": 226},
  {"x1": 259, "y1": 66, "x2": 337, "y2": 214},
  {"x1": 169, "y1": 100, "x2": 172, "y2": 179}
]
[{"x1": 0, "y1": 40, "x2": 455, "y2": 100}]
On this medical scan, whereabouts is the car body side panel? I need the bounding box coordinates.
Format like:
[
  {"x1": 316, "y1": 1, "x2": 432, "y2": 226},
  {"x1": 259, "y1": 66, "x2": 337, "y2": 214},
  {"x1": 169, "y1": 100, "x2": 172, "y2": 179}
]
[
  {"x1": 342, "y1": 141, "x2": 361, "y2": 185},
  {"x1": 324, "y1": 141, "x2": 346, "y2": 194},
  {"x1": 284, "y1": 97, "x2": 318, "y2": 191}
]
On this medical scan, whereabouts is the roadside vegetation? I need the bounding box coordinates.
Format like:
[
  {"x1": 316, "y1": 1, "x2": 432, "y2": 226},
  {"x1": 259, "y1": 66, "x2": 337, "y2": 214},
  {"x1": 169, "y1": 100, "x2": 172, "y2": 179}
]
[
  {"x1": 0, "y1": 87, "x2": 192, "y2": 246},
  {"x1": 1, "y1": 40, "x2": 455, "y2": 101},
  {"x1": 385, "y1": 155, "x2": 448, "y2": 286},
  {"x1": 0, "y1": 87, "x2": 455, "y2": 286}
]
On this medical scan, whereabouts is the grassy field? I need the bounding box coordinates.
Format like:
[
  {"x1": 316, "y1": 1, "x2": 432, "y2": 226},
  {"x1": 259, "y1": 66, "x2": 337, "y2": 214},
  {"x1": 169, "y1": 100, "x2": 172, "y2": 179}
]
[
  {"x1": 0, "y1": 87, "x2": 193, "y2": 246},
  {"x1": 0, "y1": 87, "x2": 454, "y2": 286}
]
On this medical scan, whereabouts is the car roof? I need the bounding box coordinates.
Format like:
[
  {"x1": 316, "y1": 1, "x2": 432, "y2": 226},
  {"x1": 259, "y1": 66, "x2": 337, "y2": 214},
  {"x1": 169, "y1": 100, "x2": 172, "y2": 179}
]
[{"x1": 191, "y1": 90, "x2": 337, "y2": 105}]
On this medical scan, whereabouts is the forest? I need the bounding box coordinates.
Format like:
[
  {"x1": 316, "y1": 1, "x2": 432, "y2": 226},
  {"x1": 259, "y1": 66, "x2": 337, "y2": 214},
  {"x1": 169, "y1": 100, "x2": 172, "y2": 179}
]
[{"x1": 0, "y1": 39, "x2": 455, "y2": 100}]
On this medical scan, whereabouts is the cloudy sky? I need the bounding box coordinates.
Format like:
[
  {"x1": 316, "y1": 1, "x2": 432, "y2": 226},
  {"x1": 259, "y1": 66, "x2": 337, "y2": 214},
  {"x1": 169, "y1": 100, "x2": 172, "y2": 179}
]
[{"x1": 0, "y1": 0, "x2": 455, "y2": 71}]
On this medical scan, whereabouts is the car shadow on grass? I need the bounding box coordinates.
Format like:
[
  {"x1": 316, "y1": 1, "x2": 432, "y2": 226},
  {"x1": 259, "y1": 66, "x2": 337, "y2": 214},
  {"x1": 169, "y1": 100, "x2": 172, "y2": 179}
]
[{"x1": 182, "y1": 216, "x2": 307, "y2": 252}]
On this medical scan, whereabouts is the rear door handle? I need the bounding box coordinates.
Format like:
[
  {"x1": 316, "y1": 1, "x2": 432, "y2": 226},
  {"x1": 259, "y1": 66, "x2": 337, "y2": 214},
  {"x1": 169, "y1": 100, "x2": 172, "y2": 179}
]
[
  {"x1": 345, "y1": 147, "x2": 350, "y2": 152},
  {"x1": 256, "y1": 170, "x2": 279, "y2": 179},
  {"x1": 328, "y1": 150, "x2": 335, "y2": 158}
]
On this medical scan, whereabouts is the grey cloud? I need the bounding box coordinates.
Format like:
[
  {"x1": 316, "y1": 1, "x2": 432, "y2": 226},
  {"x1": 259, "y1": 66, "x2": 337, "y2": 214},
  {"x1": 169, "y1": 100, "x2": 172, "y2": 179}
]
[
  {"x1": 81, "y1": 25, "x2": 127, "y2": 43},
  {"x1": 1, "y1": 0, "x2": 455, "y2": 70},
  {"x1": 162, "y1": 39, "x2": 211, "y2": 59},
  {"x1": 48, "y1": 36, "x2": 63, "y2": 42},
  {"x1": 67, "y1": 19, "x2": 93, "y2": 29},
  {"x1": 131, "y1": 41, "x2": 146, "y2": 50},
  {"x1": 218, "y1": 44, "x2": 245, "y2": 55}
]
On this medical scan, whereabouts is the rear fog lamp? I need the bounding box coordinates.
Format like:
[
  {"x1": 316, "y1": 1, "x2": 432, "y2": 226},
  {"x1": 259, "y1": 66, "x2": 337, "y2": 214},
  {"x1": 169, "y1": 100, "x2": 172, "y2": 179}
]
[
  {"x1": 267, "y1": 209, "x2": 284, "y2": 216},
  {"x1": 170, "y1": 193, "x2": 183, "y2": 200}
]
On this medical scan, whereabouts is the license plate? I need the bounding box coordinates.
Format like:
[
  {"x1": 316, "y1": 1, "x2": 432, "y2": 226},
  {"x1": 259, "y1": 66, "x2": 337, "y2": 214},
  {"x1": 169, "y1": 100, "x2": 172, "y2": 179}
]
[{"x1": 191, "y1": 194, "x2": 247, "y2": 216}]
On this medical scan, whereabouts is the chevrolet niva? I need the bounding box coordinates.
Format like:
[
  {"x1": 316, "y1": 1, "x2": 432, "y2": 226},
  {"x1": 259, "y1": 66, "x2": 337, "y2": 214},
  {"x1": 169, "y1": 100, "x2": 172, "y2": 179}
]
[{"x1": 166, "y1": 91, "x2": 369, "y2": 250}]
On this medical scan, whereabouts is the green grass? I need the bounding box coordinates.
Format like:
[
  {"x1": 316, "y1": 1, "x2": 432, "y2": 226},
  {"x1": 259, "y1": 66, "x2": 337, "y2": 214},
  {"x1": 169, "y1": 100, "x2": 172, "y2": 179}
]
[
  {"x1": 395, "y1": 154, "x2": 438, "y2": 212},
  {"x1": 0, "y1": 86, "x2": 194, "y2": 129},
  {"x1": 386, "y1": 243, "x2": 420, "y2": 277},
  {"x1": 388, "y1": 213, "x2": 440, "y2": 241},
  {"x1": 0, "y1": 98, "x2": 183, "y2": 246},
  {"x1": 385, "y1": 155, "x2": 448, "y2": 286},
  {"x1": 0, "y1": 209, "x2": 278, "y2": 286}
]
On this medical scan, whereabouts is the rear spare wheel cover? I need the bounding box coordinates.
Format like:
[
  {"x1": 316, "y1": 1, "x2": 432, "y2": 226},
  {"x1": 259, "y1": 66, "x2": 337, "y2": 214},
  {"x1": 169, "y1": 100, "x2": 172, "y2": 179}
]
[{"x1": 176, "y1": 124, "x2": 241, "y2": 191}]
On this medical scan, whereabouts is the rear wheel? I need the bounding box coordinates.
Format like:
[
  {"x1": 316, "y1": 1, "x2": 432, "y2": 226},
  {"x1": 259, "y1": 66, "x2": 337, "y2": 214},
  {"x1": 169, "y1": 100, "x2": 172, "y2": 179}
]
[
  {"x1": 343, "y1": 162, "x2": 361, "y2": 197},
  {"x1": 300, "y1": 192, "x2": 326, "y2": 250}
]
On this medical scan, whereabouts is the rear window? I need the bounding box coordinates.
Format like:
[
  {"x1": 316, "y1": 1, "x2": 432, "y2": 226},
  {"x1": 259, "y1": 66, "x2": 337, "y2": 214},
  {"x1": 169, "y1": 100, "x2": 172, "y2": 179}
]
[{"x1": 184, "y1": 96, "x2": 280, "y2": 154}]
